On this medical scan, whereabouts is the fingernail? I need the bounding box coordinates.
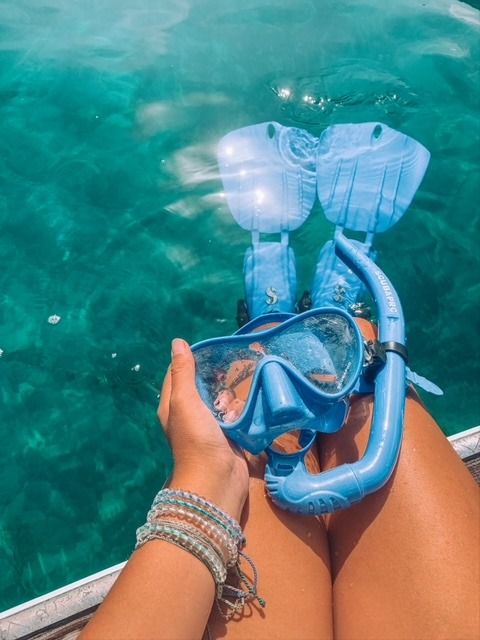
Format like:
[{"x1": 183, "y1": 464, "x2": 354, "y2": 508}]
[{"x1": 171, "y1": 338, "x2": 187, "y2": 357}]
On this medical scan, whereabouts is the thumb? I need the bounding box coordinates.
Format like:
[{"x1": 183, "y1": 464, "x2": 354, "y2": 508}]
[{"x1": 170, "y1": 338, "x2": 200, "y2": 400}]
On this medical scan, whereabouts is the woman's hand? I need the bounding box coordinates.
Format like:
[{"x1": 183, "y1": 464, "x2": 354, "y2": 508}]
[{"x1": 158, "y1": 338, "x2": 249, "y2": 521}]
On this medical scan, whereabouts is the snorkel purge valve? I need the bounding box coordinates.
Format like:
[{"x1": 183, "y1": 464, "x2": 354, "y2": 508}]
[{"x1": 192, "y1": 121, "x2": 435, "y2": 515}]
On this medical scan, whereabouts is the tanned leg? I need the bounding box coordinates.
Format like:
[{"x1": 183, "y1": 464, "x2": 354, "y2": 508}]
[
  {"x1": 208, "y1": 435, "x2": 334, "y2": 640},
  {"x1": 319, "y1": 392, "x2": 480, "y2": 640}
]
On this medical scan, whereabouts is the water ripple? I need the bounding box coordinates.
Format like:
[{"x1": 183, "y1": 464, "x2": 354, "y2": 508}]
[
  {"x1": 270, "y1": 62, "x2": 418, "y2": 125},
  {"x1": 0, "y1": 1, "x2": 191, "y2": 71}
]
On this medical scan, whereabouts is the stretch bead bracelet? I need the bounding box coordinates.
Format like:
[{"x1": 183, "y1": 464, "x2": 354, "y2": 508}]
[
  {"x1": 154, "y1": 489, "x2": 244, "y2": 539},
  {"x1": 151, "y1": 496, "x2": 242, "y2": 541},
  {"x1": 136, "y1": 522, "x2": 227, "y2": 586},
  {"x1": 135, "y1": 488, "x2": 265, "y2": 619},
  {"x1": 141, "y1": 516, "x2": 232, "y2": 569},
  {"x1": 146, "y1": 506, "x2": 238, "y2": 566}
]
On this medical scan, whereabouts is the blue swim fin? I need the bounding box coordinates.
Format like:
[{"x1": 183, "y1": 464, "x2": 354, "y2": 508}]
[
  {"x1": 317, "y1": 122, "x2": 430, "y2": 237},
  {"x1": 218, "y1": 122, "x2": 318, "y2": 318},
  {"x1": 217, "y1": 121, "x2": 317, "y2": 233},
  {"x1": 311, "y1": 239, "x2": 376, "y2": 311},
  {"x1": 312, "y1": 122, "x2": 430, "y2": 309}
]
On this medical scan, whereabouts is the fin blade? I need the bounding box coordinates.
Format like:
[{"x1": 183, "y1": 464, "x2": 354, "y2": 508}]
[
  {"x1": 217, "y1": 122, "x2": 317, "y2": 233},
  {"x1": 317, "y1": 122, "x2": 430, "y2": 233}
]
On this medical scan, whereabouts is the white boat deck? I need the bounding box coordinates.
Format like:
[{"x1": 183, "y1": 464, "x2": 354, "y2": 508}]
[{"x1": 1, "y1": 426, "x2": 479, "y2": 640}]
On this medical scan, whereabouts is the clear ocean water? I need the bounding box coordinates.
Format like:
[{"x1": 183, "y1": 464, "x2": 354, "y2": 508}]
[{"x1": 0, "y1": 0, "x2": 479, "y2": 611}]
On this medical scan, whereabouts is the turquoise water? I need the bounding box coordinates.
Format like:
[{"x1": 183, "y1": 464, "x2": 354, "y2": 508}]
[{"x1": 0, "y1": 0, "x2": 479, "y2": 611}]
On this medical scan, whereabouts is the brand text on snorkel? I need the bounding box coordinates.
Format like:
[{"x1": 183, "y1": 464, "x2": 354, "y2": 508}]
[{"x1": 374, "y1": 269, "x2": 398, "y2": 314}]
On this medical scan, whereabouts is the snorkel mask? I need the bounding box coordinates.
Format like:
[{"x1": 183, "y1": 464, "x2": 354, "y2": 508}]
[
  {"x1": 193, "y1": 306, "x2": 363, "y2": 453},
  {"x1": 191, "y1": 121, "x2": 435, "y2": 515}
]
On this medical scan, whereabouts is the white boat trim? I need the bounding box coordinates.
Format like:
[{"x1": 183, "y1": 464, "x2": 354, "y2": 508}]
[
  {"x1": 0, "y1": 563, "x2": 125, "y2": 639},
  {"x1": 448, "y1": 424, "x2": 480, "y2": 441},
  {"x1": 448, "y1": 425, "x2": 480, "y2": 458}
]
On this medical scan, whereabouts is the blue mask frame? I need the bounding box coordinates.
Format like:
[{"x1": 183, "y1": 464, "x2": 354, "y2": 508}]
[{"x1": 192, "y1": 307, "x2": 364, "y2": 454}]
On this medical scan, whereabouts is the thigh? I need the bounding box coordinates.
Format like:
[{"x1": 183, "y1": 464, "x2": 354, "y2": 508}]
[
  {"x1": 208, "y1": 434, "x2": 334, "y2": 640},
  {"x1": 319, "y1": 392, "x2": 479, "y2": 640}
]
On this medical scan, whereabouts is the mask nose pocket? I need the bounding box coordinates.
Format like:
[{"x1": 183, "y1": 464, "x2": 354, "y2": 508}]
[{"x1": 261, "y1": 361, "x2": 310, "y2": 425}]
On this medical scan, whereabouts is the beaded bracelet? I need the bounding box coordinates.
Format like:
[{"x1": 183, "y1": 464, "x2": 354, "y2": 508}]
[
  {"x1": 135, "y1": 488, "x2": 265, "y2": 619},
  {"x1": 156, "y1": 489, "x2": 243, "y2": 539},
  {"x1": 152, "y1": 492, "x2": 243, "y2": 542},
  {"x1": 139, "y1": 516, "x2": 231, "y2": 569},
  {"x1": 136, "y1": 521, "x2": 227, "y2": 586},
  {"x1": 146, "y1": 506, "x2": 238, "y2": 567}
]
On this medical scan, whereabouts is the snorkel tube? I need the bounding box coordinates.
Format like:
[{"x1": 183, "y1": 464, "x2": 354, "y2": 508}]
[{"x1": 265, "y1": 233, "x2": 407, "y2": 514}]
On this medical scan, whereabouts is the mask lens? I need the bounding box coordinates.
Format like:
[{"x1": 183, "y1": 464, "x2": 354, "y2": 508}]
[
  {"x1": 194, "y1": 312, "x2": 360, "y2": 423},
  {"x1": 266, "y1": 314, "x2": 358, "y2": 394},
  {"x1": 195, "y1": 346, "x2": 263, "y2": 423}
]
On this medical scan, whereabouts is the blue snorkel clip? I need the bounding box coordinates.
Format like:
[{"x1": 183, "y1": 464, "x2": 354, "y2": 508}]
[{"x1": 200, "y1": 121, "x2": 439, "y2": 514}]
